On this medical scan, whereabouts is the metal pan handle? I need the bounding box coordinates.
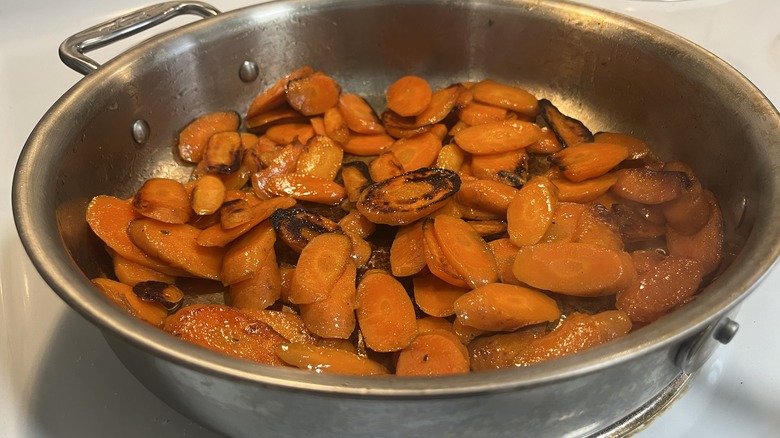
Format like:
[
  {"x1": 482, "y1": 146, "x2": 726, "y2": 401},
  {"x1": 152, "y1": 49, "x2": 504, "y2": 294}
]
[{"x1": 59, "y1": 1, "x2": 220, "y2": 75}]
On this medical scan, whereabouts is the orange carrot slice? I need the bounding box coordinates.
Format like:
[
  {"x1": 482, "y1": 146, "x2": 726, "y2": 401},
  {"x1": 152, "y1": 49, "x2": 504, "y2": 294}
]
[
  {"x1": 196, "y1": 197, "x2": 295, "y2": 247},
  {"x1": 275, "y1": 343, "x2": 389, "y2": 375},
  {"x1": 355, "y1": 270, "x2": 417, "y2": 352},
  {"x1": 389, "y1": 221, "x2": 427, "y2": 277},
  {"x1": 228, "y1": 248, "x2": 281, "y2": 309},
  {"x1": 92, "y1": 277, "x2": 168, "y2": 326},
  {"x1": 177, "y1": 111, "x2": 240, "y2": 163},
  {"x1": 246, "y1": 65, "x2": 314, "y2": 119},
  {"x1": 342, "y1": 133, "x2": 395, "y2": 156},
  {"x1": 220, "y1": 220, "x2": 276, "y2": 285},
  {"x1": 666, "y1": 191, "x2": 724, "y2": 275},
  {"x1": 470, "y1": 79, "x2": 538, "y2": 117},
  {"x1": 468, "y1": 331, "x2": 544, "y2": 371},
  {"x1": 386, "y1": 75, "x2": 433, "y2": 117},
  {"x1": 337, "y1": 93, "x2": 384, "y2": 134},
  {"x1": 456, "y1": 179, "x2": 520, "y2": 215},
  {"x1": 551, "y1": 172, "x2": 618, "y2": 203},
  {"x1": 387, "y1": 132, "x2": 442, "y2": 171},
  {"x1": 421, "y1": 219, "x2": 469, "y2": 288},
  {"x1": 413, "y1": 274, "x2": 470, "y2": 317},
  {"x1": 395, "y1": 331, "x2": 470, "y2": 376},
  {"x1": 132, "y1": 178, "x2": 192, "y2": 224},
  {"x1": 454, "y1": 120, "x2": 543, "y2": 155},
  {"x1": 112, "y1": 252, "x2": 176, "y2": 287},
  {"x1": 289, "y1": 232, "x2": 352, "y2": 304},
  {"x1": 240, "y1": 309, "x2": 318, "y2": 345},
  {"x1": 298, "y1": 261, "x2": 357, "y2": 339},
  {"x1": 433, "y1": 215, "x2": 498, "y2": 289},
  {"x1": 264, "y1": 173, "x2": 347, "y2": 205},
  {"x1": 285, "y1": 72, "x2": 341, "y2": 116},
  {"x1": 454, "y1": 283, "x2": 560, "y2": 332},
  {"x1": 506, "y1": 176, "x2": 558, "y2": 247},
  {"x1": 414, "y1": 84, "x2": 463, "y2": 127},
  {"x1": 551, "y1": 142, "x2": 629, "y2": 182}
]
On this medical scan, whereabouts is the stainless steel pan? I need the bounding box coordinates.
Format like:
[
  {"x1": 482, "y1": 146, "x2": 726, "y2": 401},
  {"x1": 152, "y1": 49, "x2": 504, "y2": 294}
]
[{"x1": 13, "y1": 0, "x2": 780, "y2": 436}]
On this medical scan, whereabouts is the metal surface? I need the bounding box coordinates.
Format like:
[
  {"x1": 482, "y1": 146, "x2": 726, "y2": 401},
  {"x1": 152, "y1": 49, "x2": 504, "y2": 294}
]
[{"x1": 12, "y1": 0, "x2": 780, "y2": 437}]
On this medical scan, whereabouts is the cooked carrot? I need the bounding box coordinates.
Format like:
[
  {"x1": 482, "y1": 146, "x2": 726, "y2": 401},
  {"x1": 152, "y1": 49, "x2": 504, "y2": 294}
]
[
  {"x1": 128, "y1": 218, "x2": 225, "y2": 280},
  {"x1": 275, "y1": 343, "x2": 389, "y2": 375},
  {"x1": 289, "y1": 232, "x2": 352, "y2": 304},
  {"x1": 369, "y1": 151, "x2": 405, "y2": 182},
  {"x1": 131, "y1": 281, "x2": 185, "y2": 312},
  {"x1": 540, "y1": 202, "x2": 586, "y2": 243},
  {"x1": 661, "y1": 161, "x2": 711, "y2": 235},
  {"x1": 191, "y1": 174, "x2": 226, "y2": 216},
  {"x1": 616, "y1": 255, "x2": 705, "y2": 323},
  {"x1": 512, "y1": 242, "x2": 636, "y2": 297},
  {"x1": 355, "y1": 270, "x2": 418, "y2": 352},
  {"x1": 390, "y1": 221, "x2": 427, "y2": 277},
  {"x1": 413, "y1": 272, "x2": 470, "y2": 317},
  {"x1": 470, "y1": 149, "x2": 528, "y2": 184},
  {"x1": 219, "y1": 191, "x2": 263, "y2": 229},
  {"x1": 417, "y1": 316, "x2": 455, "y2": 334},
  {"x1": 163, "y1": 304, "x2": 287, "y2": 365},
  {"x1": 298, "y1": 261, "x2": 357, "y2": 339},
  {"x1": 201, "y1": 131, "x2": 243, "y2": 175},
  {"x1": 264, "y1": 122, "x2": 316, "y2": 145},
  {"x1": 666, "y1": 191, "x2": 724, "y2": 275},
  {"x1": 458, "y1": 101, "x2": 507, "y2": 126},
  {"x1": 268, "y1": 206, "x2": 342, "y2": 253},
  {"x1": 228, "y1": 248, "x2": 281, "y2": 309},
  {"x1": 525, "y1": 127, "x2": 563, "y2": 154},
  {"x1": 310, "y1": 116, "x2": 326, "y2": 136},
  {"x1": 435, "y1": 142, "x2": 466, "y2": 171},
  {"x1": 112, "y1": 252, "x2": 176, "y2": 287},
  {"x1": 456, "y1": 179, "x2": 520, "y2": 215},
  {"x1": 387, "y1": 132, "x2": 442, "y2": 171},
  {"x1": 92, "y1": 277, "x2": 168, "y2": 326},
  {"x1": 467, "y1": 219, "x2": 507, "y2": 237},
  {"x1": 506, "y1": 176, "x2": 558, "y2": 247},
  {"x1": 593, "y1": 132, "x2": 654, "y2": 161},
  {"x1": 245, "y1": 107, "x2": 307, "y2": 133},
  {"x1": 610, "y1": 201, "x2": 666, "y2": 243},
  {"x1": 246, "y1": 65, "x2": 314, "y2": 118},
  {"x1": 468, "y1": 330, "x2": 544, "y2": 371},
  {"x1": 341, "y1": 161, "x2": 373, "y2": 203},
  {"x1": 452, "y1": 316, "x2": 487, "y2": 345},
  {"x1": 470, "y1": 79, "x2": 538, "y2": 117},
  {"x1": 551, "y1": 172, "x2": 618, "y2": 203},
  {"x1": 421, "y1": 219, "x2": 469, "y2": 288},
  {"x1": 285, "y1": 72, "x2": 341, "y2": 116},
  {"x1": 551, "y1": 142, "x2": 629, "y2": 182},
  {"x1": 264, "y1": 173, "x2": 347, "y2": 205},
  {"x1": 454, "y1": 120, "x2": 543, "y2": 155},
  {"x1": 342, "y1": 133, "x2": 395, "y2": 156},
  {"x1": 338, "y1": 210, "x2": 376, "y2": 238},
  {"x1": 219, "y1": 219, "x2": 277, "y2": 285},
  {"x1": 453, "y1": 283, "x2": 560, "y2": 332},
  {"x1": 573, "y1": 203, "x2": 624, "y2": 250},
  {"x1": 241, "y1": 309, "x2": 318, "y2": 345},
  {"x1": 414, "y1": 84, "x2": 463, "y2": 127},
  {"x1": 132, "y1": 178, "x2": 192, "y2": 224},
  {"x1": 337, "y1": 93, "x2": 384, "y2": 134},
  {"x1": 323, "y1": 106, "x2": 351, "y2": 144},
  {"x1": 514, "y1": 310, "x2": 632, "y2": 366},
  {"x1": 487, "y1": 238, "x2": 521, "y2": 285},
  {"x1": 279, "y1": 266, "x2": 295, "y2": 305},
  {"x1": 433, "y1": 215, "x2": 498, "y2": 289},
  {"x1": 295, "y1": 135, "x2": 344, "y2": 180},
  {"x1": 386, "y1": 75, "x2": 433, "y2": 117},
  {"x1": 395, "y1": 330, "x2": 470, "y2": 376},
  {"x1": 177, "y1": 111, "x2": 240, "y2": 163},
  {"x1": 196, "y1": 196, "x2": 295, "y2": 247},
  {"x1": 610, "y1": 168, "x2": 689, "y2": 204},
  {"x1": 538, "y1": 99, "x2": 593, "y2": 148}
]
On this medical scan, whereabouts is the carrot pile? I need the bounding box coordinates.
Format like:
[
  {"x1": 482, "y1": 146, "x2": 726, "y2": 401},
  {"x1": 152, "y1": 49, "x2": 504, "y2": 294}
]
[{"x1": 86, "y1": 66, "x2": 725, "y2": 376}]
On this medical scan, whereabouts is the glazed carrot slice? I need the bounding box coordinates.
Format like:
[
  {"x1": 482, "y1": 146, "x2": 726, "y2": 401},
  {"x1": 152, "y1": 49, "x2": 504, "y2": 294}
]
[
  {"x1": 341, "y1": 161, "x2": 372, "y2": 203},
  {"x1": 506, "y1": 176, "x2": 558, "y2": 247},
  {"x1": 395, "y1": 330, "x2": 470, "y2": 376},
  {"x1": 551, "y1": 142, "x2": 629, "y2": 182},
  {"x1": 453, "y1": 283, "x2": 560, "y2": 332},
  {"x1": 264, "y1": 122, "x2": 316, "y2": 145},
  {"x1": 538, "y1": 99, "x2": 593, "y2": 148},
  {"x1": 468, "y1": 219, "x2": 507, "y2": 237},
  {"x1": 275, "y1": 343, "x2": 389, "y2": 375},
  {"x1": 540, "y1": 202, "x2": 586, "y2": 244},
  {"x1": 219, "y1": 191, "x2": 263, "y2": 229},
  {"x1": 487, "y1": 238, "x2": 521, "y2": 285},
  {"x1": 245, "y1": 107, "x2": 308, "y2": 134},
  {"x1": 368, "y1": 151, "x2": 405, "y2": 182},
  {"x1": 196, "y1": 197, "x2": 295, "y2": 247},
  {"x1": 164, "y1": 304, "x2": 287, "y2": 365},
  {"x1": 246, "y1": 65, "x2": 314, "y2": 118},
  {"x1": 389, "y1": 221, "x2": 427, "y2": 277},
  {"x1": 298, "y1": 261, "x2": 357, "y2": 339},
  {"x1": 310, "y1": 116, "x2": 326, "y2": 136},
  {"x1": 263, "y1": 173, "x2": 347, "y2": 205},
  {"x1": 289, "y1": 232, "x2": 352, "y2": 304},
  {"x1": 386, "y1": 75, "x2": 433, "y2": 117},
  {"x1": 285, "y1": 72, "x2": 342, "y2": 116},
  {"x1": 458, "y1": 101, "x2": 508, "y2": 126},
  {"x1": 525, "y1": 127, "x2": 563, "y2": 154},
  {"x1": 241, "y1": 309, "x2": 318, "y2": 345},
  {"x1": 417, "y1": 316, "x2": 455, "y2": 334},
  {"x1": 92, "y1": 277, "x2": 168, "y2": 326},
  {"x1": 456, "y1": 179, "x2": 520, "y2": 215},
  {"x1": 594, "y1": 132, "x2": 654, "y2": 161},
  {"x1": 421, "y1": 219, "x2": 468, "y2": 288},
  {"x1": 661, "y1": 161, "x2": 711, "y2": 235},
  {"x1": 268, "y1": 206, "x2": 342, "y2": 253},
  {"x1": 454, "y1": 120, "x2": 543, "y2": 155},
  {"x1": 132, "y1": 178, "x2": 192, "y2": 224},
  {"x1": 433, "y1": 215, "x2": 498, "y2": 289},
  {"x1": 666, "y1": 191, "x2": 724, "y2": 275},
  {"x1": 191, "y1": 174, "x2": 226, "y2": 216},
  {"x1": 295, "y1": 135, "x2": 344, "y2": 181},
  {"x1": 470, "y1": 149, "x2": 528, "y2": 183},
  {"x1": 413, "y1": 274, "x2": 469, "y2": 317},
  {"x1": 611, "y1": 202, "x2": 667, "y2": 243},
  {"x1": 337, "y1": 210, "x2": 376, "y2": 239},
  {"x1": 468, "y1": 330, "x2": 544, "y2": 371},
  {"x1": 112, "y1": 252, "x2": 176, "y2": 287},
  {"x1": 202, "y1": 131, "x2": 243, "y2": 175},
  {"x1": 219, "y1": 221, "x2": 276, "y2": 285},
  {"x1": 323, "y1": 106, "x2": 351, "y2": 144},
  {"x1": 435, "y1": 142, "x2": 466, "y2": 172},
  {"x1": 452, "y1": 316, "x2": 487, "y2": 345},
  {"x1": 178, "y1": 111, "x2": 240, "y2": 163},
  {"x1": 414, "y1": 84, "x2": 463, "y2": 127},
  {"x1": 573, "y1": 203, "x2": 624, "y2": 251},
  {"x1": 514, "y1": 310, "x2": 632, "y2": 366},
  {"x1": 387, "y1": 132, "x2": 442, "y2": 171},
  {"x1": 470, "y1": 79, "x2": 538, "y2": 117},
  {"x1": 86, "y1": 195, "x2": 186, "y2": 276},
  {"x1": 551, "y1": 172, "x2": 618, "y2": 203},
  {"x1": 610, "y1": 168, "x2": 689, "y2": 204},
  {"x1": 228, "y1": 248, "x2": 281, "y2": 309},
  {"x1": 512, "y1": 242, "x2": 636, "y2": 297},
  {"x1": 342, "y1": 133, "x2": 395, "y2": 156},
  {"x1": 355, "y1": 270, "x2": 418, "y2": 352},
  {"x1": 337, "y1": 93, "x2": 384, "y2": 134}
]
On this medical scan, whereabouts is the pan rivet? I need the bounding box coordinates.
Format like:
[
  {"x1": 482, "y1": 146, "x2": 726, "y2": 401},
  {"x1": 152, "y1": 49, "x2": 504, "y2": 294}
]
[
  {"x1": 132, "y1": 119, "x2": 150, "y2": 144},
  {"x1": 239, "y1": 61, "x2": 259, "y2": 83}
]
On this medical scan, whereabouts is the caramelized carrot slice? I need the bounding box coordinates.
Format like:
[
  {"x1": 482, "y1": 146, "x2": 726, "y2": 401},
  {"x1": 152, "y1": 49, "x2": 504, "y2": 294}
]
[
  {"x1": 666, "y1": 191, "x2": 724, "y2": 275},
  {"x1": 202, "y1": 131, "x2": 243, "y2": 175},
  {"x1": 487, "y1": 238, "x2": 522, "y2": 285},
  {"x1": 285, "y1": 72, "x2": 342, "y2": 116},
  {"x1": 416, "y1": 316, "x2": 455, "y2": 334},
  {"x1": 421, "y1": 219, "x2": 468, "y2": 288},
  {"x1": 573, "y1": 203, "x2": 623, "y2": 250},
  {"x1": 610, "y1": 168, "x2": 689, "y2": 204},
  {"x1": 433, "y1": 215, "x2": 498, "y2": 289},
  {"x1": 390, "y1": 221, "x2": 427, "y2": 277},
  {"x1": 456, "y1": 179, "x2": 520, "y2": 215},
  {"x1": 413, "y1": 274, "x2": 469, "y2": 317},
  {"x1": 240, "y1": 309, "x2": 318, "y2": 345},
  {"x1": 196, "y1": 197, "x2": 295, "y2": 247},
  {"x1": 470, "y1": 79, "x2": 538, "y2": 117},
  {"x1": 246, "y1": 65, "x2": 314, "y2": 118},
  {"x1": 506, "y1": 176, "x2": 558, "y2": 247},
  {"x1": 525, "y1": 127, "x2": 563, "y2": 154},
  {"x1": 395, "y1": 331, "x2": 470, "y2": 376},
  {"x1": 386, "y1": 75, "x2": 433, "y2": 117},
  {"x1": 132, "y1": 178, "x2": 192, "y2": 224},
  {"x1": 92, "y1": 277, "x2": 168, "y2": 326},
  {"x1": 323, "y1": 106, "x2": 351, "y2": 144},
  {"x1": 435, "y1": 142, "x2": 466, "y2": 172},
  {"x1": 593, "y1": 132, "x2": 654, "y2": 161},
  {"x1": 275, "y1": 343, "x2": 389, "y2": 375},
  {"x1": 355, "y1": 270, "x2": 418, "y2": 352},
  {"x1": 295, "y1": 135, "x2": 344, "y2": 180},
  {"x1": 540, "y1": 202, "x2": 586, "y2": 244},
  {"x1": 387, "y1": 132, "x2": 442, "y2": 171},
  {"x1": 454, "y1": 120, "x2": 543, "y2": 155},
  {"x1": 551, "y1": 142, "x2": 629, "y2": 182},
  {"x1": 342, "y1": 133, "x2": 395, "y2": 156},
  {"x1": 191, "y1": 174, "x2": 226, "y2": 216},
  {"x1": 264, "y1": 122, "x2": 316, "y2": 145},
  {"x1": 178, "y1": 111, "x2": 240, "y2": 163},
  {"x1": 341, "y1": 161, "x2": 373, "y2": 203},
  {"x1": 551, "y1": 172, "x2": 618, "y2": 203},
  {"x1": 298, "y1": 261, "x2": 357, "y2": 339},
  {"x1": 470, "y1": 149, "x2": 528, "y2": 184},
  {"x1": 661, "y1": 161, "x2": 711, "y2": 235},
  {"x1": 289, "y1": 232, "x2": 352, "y2": 304},
  {"x1": 228, "y1": 245, "x2": 281, "y2": 308},
  {"x1": 264, "y1": 173, "x2": 347, "y2": 205},
  {"x1": 368, "y1": 151, "x2": 405, "y2": 182},
  {"x1": 512, "y1": 242, "x2": 636, "y2": 297},
  {"x1": 245, "y1": 107, "x2": 307, "y2": 134},
  {"x1": 458, "y1": 101, "x2": 507, "y2": 126},
  {"x1": 468, "y1": 331, "x2": 544, "y2": 371},
  {"x1": 337, "y1": 93, "x2": 384, "y2": 134},
  {"x1": 538, "y1": 99, "x2": 593, "y2": 148},
  {"x1": 454, "y1": 283, "x2": 560, "y2": 332},
  {"x1": 414, "y1": 84, "x2": 463, "y2": 127},
  {"x1": 452, "y1": 316, "x2": 487, "y2": 345},
  {"x1": 112, "y1": 252, "x2": 176, "y2": 287}
]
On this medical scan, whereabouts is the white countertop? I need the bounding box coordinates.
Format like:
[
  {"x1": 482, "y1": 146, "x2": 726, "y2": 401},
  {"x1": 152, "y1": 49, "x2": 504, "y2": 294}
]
[{"x1": 1, "y1": 0, "x2": 779, "y2": 436}]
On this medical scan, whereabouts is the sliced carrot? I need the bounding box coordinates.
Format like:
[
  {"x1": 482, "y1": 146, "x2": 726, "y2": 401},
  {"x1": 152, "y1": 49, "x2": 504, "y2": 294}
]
[
  {"x1": 435, "y1": 142, "x2": 466, "y2": 172},
  {"x1": 337, "y1": 210, "x2": 376, "y2": 239},
  {"x1": 487, "y1": 238, "x2": 521, "y2": 285},
  {"x1": 298, "y1": 261, "x2": 357, "y2": 339},
  {"x1": 506, "y1": 176, "x2": 558, "y2": 247},
  {"x1": 551, "y1": 142, "x2": 629, "y2": 182},
  {"x1": 413, "y1": 274, "x2": 469, "y2": 317},
  {"x1": 92, "y1": 277, "x2": 168, "y2": 326},
  {"x1": 470, "y1": 79, "x2": 538, "y2": 117},
  {"x1": 456, "y1": 179, "x2": 520, "y2": 215},
  {"x1": 323, "y1": 106, "x2": 351, "y2": 144},
  {"x1": 219, "y1": 191, "x2": 262, "y2": 229},
  {"x1": 295, "y1": 135, "x2": 344, "y2": 180},
  {"x1": 467, "y1": 219, "x2": 507, "y2": 237},
  {"x1": 132, "y1": 178, "x2": 192, "y2": 224},
  {"x1": 279, "y1": 266, "x2": 295, "y2": 305},
  {"x1": 540, "y1": 202, "x2": 586, "y2": 243},
  {"x1": 163, "y1": 304, "x2": 286, "y2": 365},
  {"x1": 453, "y1": 283, "x2": 560, "y2": 332},
  {"x1": 275, "y1": 343, "x2": 389, "y2": 375},
  {"x1": 289, "y1": 232, "x2": 352, "y2": 304},
  {"x1": 246, "y1": 65, "x2": 314, "y2": 118},
  {"x1": 538, "y1": 99, "x2": 593, "y2": 148},
  {"x1": 421, "y1": 219, "x2": 468, "y2": 288},
  {"x1": 219, "y1": 219, "x2": 276, "y2": 285},
  {"x1": 611, "y1": 202, "x2": 667, "y2": 243},
  {"x1": 341, "y1": 161, "x2": 373, "y2": 203},
  {"x1": 368, "y1": 151, "x2": 405, "y2": 182},
  {"x1": 468, "y1": 330, "x2": 544, "y2": 371},
  {"x1": 228, "y1": 247, "x2": 281, "y2": 309},
  {"x1": 196, "y1": 197, "x2": 295, "y2": 247},
  {"x1": 268, "y1": 206, "x2": 342, "y2": 253},
  {"x1": 264, "y1": 173, "x2": 347, "y2": 205},
  {"x1": 112, "y1": 252, "x2": 176, "y2": 287},
  {"x1": 390, "y1": 221, "x2": 427, "y2": 277},
  {"x1": 245, "y1": 107, "x2": 308, "y2": 134},
  {"x1": 310, "y1": 116, "x2": 326, "y2": 136},
  {"x1": 240, "y1": 309, "x2": 318, "y2": 345},
  {"x1": 512, "y1": 242, "x2": 636, "y2": 297},
  {"x1": 190, "y1": 174, "x2": 226, "y2": 216},
  {"x1": 454, "y1": 120, "x2": 543, "y2": 155},
  {"x1": 458, "y1": 101, "x2": 507, "y2": 126},
  {"x1": 128, "y1": 218, "x2": 225, "y2": 280},
  {"x1": 593, "y1": 132, "x2": 654, "y2": 161},
  {"x1": 387, "y1": 132, "x2": 442, "y2": 171},
  {"x1": 177, "y1": 111, "x2": 240, "y2": 163},
  {"x1": 386, "y1": 75, "x2": 433, "y2": 117},
  {"x1": 551, "y1": 172, "x2": 618, "y2": 203},
  {"x1": 573, "y1": 203, "x2": 624, "y2": 250},
  {"x1": 416, "y1": 316, "x2": 455, "y2": 334},
  {"x1": 355, "y1": 270, "x2": 418, "y2": 352},
  {"x1": 610, "y1": 168, "x2": 689, "y2": 204},
  {"x1": 395, "y1": 331, "x2": 470, "y2": 376},
  {"x1": 285, "y1": 72, "x2": 341, "y2": 116},
  {"x1": 525, "y1": 127, "x2": 563, "y2": 154},
  {"x1": 433, "y1": 215, "x2": 498, "y2": 289},
  {"x1": 342, "y1": 133, "x2": 395, "y2": 156},
  {"x1": 514, "y1": 310, "x2": 632, "y2": 366},
  {"x1": 264, "y1": 122, "x2": 316, "y2": 145},
  {"x1": 470, "y1": 149, "x2": 528, "y2": 183},
  {"x1": 337, "y1": 93, "x2": 384, "y2": 134},
  {"x1": 452, "y1": 315, "x2": 487, "y2": 345},
  {"x1": 661, "y1": 161, "x2": 711, "y2": 235},
  {"x1": 666, "y1": 191, "x2": 724, "y2": 275},
  {"x1": 414, "y1": 84, "x2": 463, "y2": 127}
]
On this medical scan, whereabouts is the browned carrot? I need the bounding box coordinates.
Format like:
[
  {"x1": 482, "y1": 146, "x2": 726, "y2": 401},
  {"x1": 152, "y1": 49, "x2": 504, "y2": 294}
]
[
  {"x1": 467, "y1": 219, "x2": 507, "y2": 237},
  {"x1": 112, "y1": 252, "x2": 176, "y2": 287},
  {"x1": 414, "y1": 84, "x2": 463, "y2": 127},
  {"x1": 342, "y1": 133, "x2": 395, "y2": 156},
  {"x1": 593, "y1": 132, "x2": 654, "y2": 161},
  {"x1": 132, "y1": 178, "x2": 192, "y2": 224},
  {"x1": 435, "y1": 142, "x2": 466, "y2": 171},
  {"x1": 470, "y1": 79, "x2": 538, "y2": 117},
  {"x1": 337, "y1": 93, "x2": 384, "y2": 134},
  {"x1": 573, "y1": 203, "x2": 624, "y2": 250},
  {"x1": 355, "y1": 270, "x2": 418, "y2": 352},
  {"x1": 92, "y1": 277, "x2": 168, "y2": 326},
  {"x1": 390, "y1": 221, "x2": 427, "y2": 277},
  {"x1": 285, "y1": 72, "x2": 342, "y2": 116},
  {"x1": 387, "y1": 132, "x2": 442, "y2": 171},
  {"x1": 454, "y1": 120, "x2": 543, "y2": 155},
  {"x1": 666, "y1": 191, "x2": 724, "y2": 275},
  {"x1": 540, "y1": 202, "x2": 586, "y2": 243},
  {"x1": 240, "y1": 309, "x2": 318, "y2": 345},
  {"x1": 551, "y1": 142, "x2": 629, "y2": 182},
  {"x1": 264, "y1": 122, "x2": 316, "y2": 145},
  {"x1": 506, "y1": 176, "x2": 558, "y2": 247},
  {"x1": 610, "y1": 168, "x2": 689, "y2": 204},
  {"x1": 246, "y1": 65, "x2": 314, "y2": 119},
  {"x1": 454, "y1": 283, "x2": 560, "y2": 331},
  {"x1": 661, "y1": 161, "x2": 711, "y2": 235},
  {"x1": 196, "y1": 197, "x2": 295, "y2": 247},
  {"x1": 323, "y1": 106, "x2": 351, "y2": 144},
  {"x1": 368, "y1": 151, "x2": 405, "y2": 182},
  {"x1": 395, "y1": 330, "x2": 470, "y2": 376},
  {"x1": 512, "y1": 242, "x2": 636, "y2": 297},
  {"x1": 177, "y1": 111, "x2": 240, "y2": 163},
  {"x1": 413, "y1": 274, "x2": 469, "y2": 317},
  {"x1": 220, "y1": 220, "x2": 276, "y2": 285},
  {"x1": 525, "y1": 127, "x2": 563, "y2": 154},
  {"x1": 433, "y1": 215, "x2": 498, "y2": 288},
  {"x1": 551, "y1": 172, "x2": 618, "y2": 203},
  {"x1": 337, "y1": 210, "x2": 376, "y2": 239},
  {"x1": 275, "y1": 343, "x2": 389, "y2": 375},
  {"x1": 191, "y1": 174, "x2": 226, "y2": 216},
  {"x1": 452, "y1": 316, "x2": 487, "y2": 345},
  {"x1": 468, "y1": 330, "x2": 544, "y2": 371},
  {"x1": 228, "y1": 248, "x2": 281, "y2": 309},
  {"x1": 289, "y1": 232, "x2": 352, "y2": 304},
  {"x1": 295, "y1": 135, "x2": 344, "y2": 180},
  {"x1": 263, "y1": 173, "x2": 347, "y2": 205},
  {"x1": 341, "y1": 161, "x2": 373, "y2": 203},
  {"x1": 386, "y1": 75, "x2": 433, "y2": 117},
  {"x1": 470, "y1": 149, "x2": 528, "y2": 184},
  {"x1": 298, "y1": 261, "x2": 357, "y2": 339}
]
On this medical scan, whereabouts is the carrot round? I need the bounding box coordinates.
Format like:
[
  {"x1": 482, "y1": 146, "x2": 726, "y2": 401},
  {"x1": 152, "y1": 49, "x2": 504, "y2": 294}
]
[
  {"x1": 355, "y1": 270, "x2": 417, "y2": 352},
  {"x1": 275, "y1": 343, "x2": 389, "y2": 375},
  {"x1": 432, "y1": 215, "x2": 498, "y2": 289},
  {"x1": 92, "y1": 278, "x2": 168, "y2": 326},
  {"x1": 289, "y1": 232, "x2": 352, "y2": 304},
  {"x1": 228, "y1": 249, "x2": 281, "y2": 310},
  {"x1": 507, "y1": 176, "x2": 558, "y2": 247},
  {"x1": 413, "y1": 274, "x2": 469, "y2": 317},
  {"x1": 386, "y1": 75, "x2": 433, "y2": 117},
  {"x1": 285, "y1": 72, "x2": 342, "y2": 116},
  {"x1": 390, "y1": 221, "x2": 427, "y2": 277},
  {"x1": 395, "y1": 331, "x2": 470, "y2": 376},
  {"x1": 453, "y1": 283, "x2": 560, "y2": 332},
  {"x1": 220, "y1": 220, "x2": 277, "y2": 285},
  {"x1": 454, "y1": 120, "x2": 543, "y2": 155},
  {"x1": 298, "y1": 262, "x2": 357, "y2": 339}
]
